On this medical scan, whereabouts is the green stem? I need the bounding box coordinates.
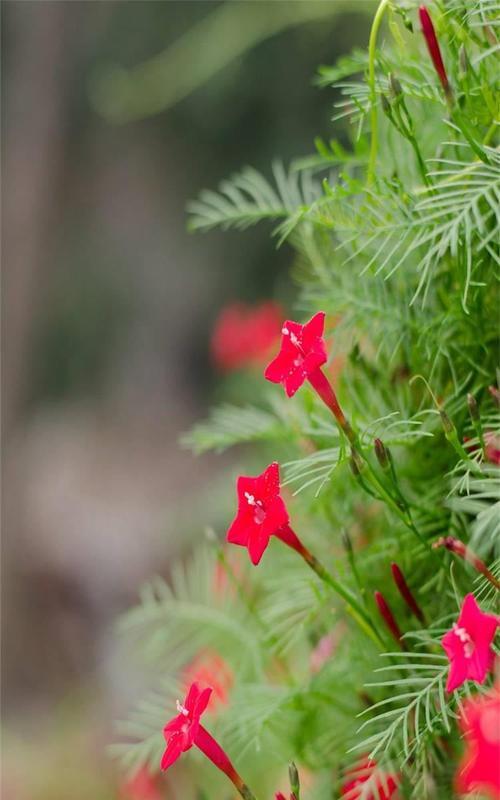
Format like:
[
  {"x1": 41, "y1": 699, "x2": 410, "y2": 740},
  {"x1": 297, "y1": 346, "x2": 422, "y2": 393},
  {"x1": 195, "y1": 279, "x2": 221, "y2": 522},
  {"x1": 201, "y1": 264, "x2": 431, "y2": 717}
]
[
  {"x1": 367, "y1": 0, "x2": 390, "y2": 185},
  {"x1": 216, "y1": 546, "x2": 295, "y2": 684},
  {"x1": 483, "y1": 120, "x2": 497, "y2": 146},
  {"x1": 299, "y1": 544, "x2": 385, "y2": 649}
]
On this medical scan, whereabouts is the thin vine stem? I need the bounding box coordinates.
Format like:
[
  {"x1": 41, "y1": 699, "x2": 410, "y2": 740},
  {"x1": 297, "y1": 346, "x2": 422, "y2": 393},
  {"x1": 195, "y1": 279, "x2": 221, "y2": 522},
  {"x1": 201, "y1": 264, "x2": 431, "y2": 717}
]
[{"x1": 367, "y1": 0, "x2": 390, "y2": 185}]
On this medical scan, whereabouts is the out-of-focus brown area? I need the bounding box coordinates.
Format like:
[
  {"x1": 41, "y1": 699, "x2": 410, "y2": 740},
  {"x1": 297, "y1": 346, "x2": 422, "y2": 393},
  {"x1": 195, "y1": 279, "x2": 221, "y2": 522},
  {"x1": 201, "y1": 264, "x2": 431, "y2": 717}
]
[{"x1": 1, "y1": 3, "x2": 370, "y2": 796}]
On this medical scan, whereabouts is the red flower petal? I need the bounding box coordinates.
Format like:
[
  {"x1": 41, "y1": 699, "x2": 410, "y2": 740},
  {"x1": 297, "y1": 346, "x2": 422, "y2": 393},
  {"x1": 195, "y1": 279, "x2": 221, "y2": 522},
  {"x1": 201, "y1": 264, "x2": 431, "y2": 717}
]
[
  {"x1": 160, "y1": 734, "x2": 183, "y2": 770},
  {"x1": 248, "y1": 528, "x2": 272, "y2": 565}
]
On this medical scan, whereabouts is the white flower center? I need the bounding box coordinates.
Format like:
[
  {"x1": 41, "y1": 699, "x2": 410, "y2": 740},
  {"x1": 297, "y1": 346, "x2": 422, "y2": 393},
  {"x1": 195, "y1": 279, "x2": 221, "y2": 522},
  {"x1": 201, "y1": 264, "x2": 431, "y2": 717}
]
[
  {"x1": 453, "y1": 624, "x2": 475, "y2": 658},
  {"x1": 244, "y1": 491, "x2": 265, "y2": 524},
  {"x1": 176, "y1": 700, "x2": 189, "y2": 716},
  {"x1": 282, "y1": 327, "x2": 301, "y2": 348}
]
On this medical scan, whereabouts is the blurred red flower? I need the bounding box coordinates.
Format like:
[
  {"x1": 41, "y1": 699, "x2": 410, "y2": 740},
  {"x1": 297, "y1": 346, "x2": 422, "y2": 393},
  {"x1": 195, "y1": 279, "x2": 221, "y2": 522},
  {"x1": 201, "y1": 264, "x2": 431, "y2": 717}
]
[
  {"x1": 455, "y1": 684, "x2": 500, "y2": 799},
  {"x1": 464, "y1": 431, "x2": 500, "y2": 465},
  {"x1": 211, "y1": 301, "x2": 283, "y2": 372},
  {"x1": 119, "y1": 767, "x2": 163, "y2": 800},
  {"x1": 485, "y1": 431, "x2": 500, "y2": 465},
  {"x1": 341, "y1": 757, "x2": 399, "y2": 799},
  {"x1": 183, "y1": 650, "x2": 233, "y2": 714}
]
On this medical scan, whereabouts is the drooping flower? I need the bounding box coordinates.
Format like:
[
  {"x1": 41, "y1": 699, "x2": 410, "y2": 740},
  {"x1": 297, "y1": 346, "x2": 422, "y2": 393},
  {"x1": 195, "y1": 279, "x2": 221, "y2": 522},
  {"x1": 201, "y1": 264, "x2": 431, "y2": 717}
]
[
  {"x1": 211, "y1": 301, "x2": 283, "y2": 372},
  {"x1": 341, "y1": 757, "x2": 399, "y2": 799},
  {"x1": 441, "y1": 594, "x2": 499, "y2": 693},
  {"x1": 455, "y1": 684, "x2": 500, "y2": 799},
  {"x1": 183, "y1": 650, "x2": 233, "y2": 714},
  {"x1": 419, "y1": 5, "x2": 450, "y2": 96},
  {"x1": 264, "y1": 311, "x2": 327, "y2": 397},
  {"x1": 119, "y1": 767, "x2": 163, "y2": 800},
  {"x1": 161, "y1": 682, "x2": 256, "y2": 798},
  {"x1": 226, "y1": 462, "x2": 292, "y2": 565}
]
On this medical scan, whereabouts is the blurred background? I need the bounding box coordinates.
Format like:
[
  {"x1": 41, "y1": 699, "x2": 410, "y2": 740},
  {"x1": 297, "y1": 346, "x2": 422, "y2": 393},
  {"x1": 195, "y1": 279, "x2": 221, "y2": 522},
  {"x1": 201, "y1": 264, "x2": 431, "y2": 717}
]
[{"x1": 2, "y1": 2, "x2": 372, "y2": 797}]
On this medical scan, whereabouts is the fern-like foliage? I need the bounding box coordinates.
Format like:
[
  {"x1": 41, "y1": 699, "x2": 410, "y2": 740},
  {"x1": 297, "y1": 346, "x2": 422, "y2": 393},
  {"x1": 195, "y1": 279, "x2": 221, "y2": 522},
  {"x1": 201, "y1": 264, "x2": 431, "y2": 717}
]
[{"x1": 116, "y1": 2, "x2": 500, "y2": 797}]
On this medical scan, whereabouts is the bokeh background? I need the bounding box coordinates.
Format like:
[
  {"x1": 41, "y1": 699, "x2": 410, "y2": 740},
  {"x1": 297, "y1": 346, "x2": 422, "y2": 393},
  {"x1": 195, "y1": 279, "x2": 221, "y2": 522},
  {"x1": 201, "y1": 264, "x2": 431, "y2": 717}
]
[{"x1": 2, "y1": 2, "x2": 372, "y2": 797}]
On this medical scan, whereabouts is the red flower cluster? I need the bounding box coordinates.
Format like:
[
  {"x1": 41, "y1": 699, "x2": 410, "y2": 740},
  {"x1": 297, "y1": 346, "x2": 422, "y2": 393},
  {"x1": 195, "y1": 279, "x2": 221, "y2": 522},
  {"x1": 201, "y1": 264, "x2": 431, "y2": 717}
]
[
  {"x1": 211, "y1": 301, "x2": 283, "y2": 372},
  {"x1": 159, "y1": 307, "x2": 500, "y2": 798}
]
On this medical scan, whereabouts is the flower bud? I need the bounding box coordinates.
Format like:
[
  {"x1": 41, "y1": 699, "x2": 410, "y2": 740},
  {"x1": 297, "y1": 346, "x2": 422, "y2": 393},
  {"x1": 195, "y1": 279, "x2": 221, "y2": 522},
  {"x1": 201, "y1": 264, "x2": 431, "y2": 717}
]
[
  {"x1": 459, "y1": 44, "x2": 469, "y2": 76},
  {"x1": 289, "y1": 762, "x2": 300, "y2": 796},
  {"x1": 439, "y1": 409, "x2": 454, "y2": 434},
  {"x1": 350, "y1": 448, "x2": 364, "y2": 476},
  {"x1": 419, "y1": 5, "x2": 451, "y2": 98},
  {"x1": 467, "y1": 393, "x2": 479, "y2": 422},
  {"x1": 433, "y1": 536, "x2": 500, "y2": 590},
  {"x1": 374, "y1": 438, "x2": 390, "y2": 470},
  {"x1": 374, "y1": 591, "x2": 406, "y2": 647},
  {"x1": 341, "y1": 529, "x2": 353, "y2": 554},
  {"x1": 391, "y1": 563, "x2": 424, "y2": 623},
  {"x1": 389, "y1": 72, "x2": 403, "y2": 98},
  {"x1": 381, "y1": 94, "x2": 392, "y2": 116}
]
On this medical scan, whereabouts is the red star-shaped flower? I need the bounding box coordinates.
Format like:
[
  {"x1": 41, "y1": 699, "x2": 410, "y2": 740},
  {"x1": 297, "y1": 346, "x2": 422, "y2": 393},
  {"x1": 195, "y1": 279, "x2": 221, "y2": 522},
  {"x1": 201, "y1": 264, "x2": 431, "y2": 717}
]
[
  {"x1": 226, "y1": 462, "x2": 290, "y2": 565},
  {"x1": 442, "y1": 593, "x2": 499, "y2": 693},
  {"x1": 455, "y1": 684, "x2": 500, "y2": 799},
  {"x1": 160, "y1": 682, "x2": 252, "y2": 794},
  {"x1": 161, "y1": 682, "x2": 212, "y2": 770},
  {"x1": 341, "y1": 757, "x2": 399, "y2": 799},
  {"x1": 265, "y1": 311, "x2": 327, "y2": 398}
]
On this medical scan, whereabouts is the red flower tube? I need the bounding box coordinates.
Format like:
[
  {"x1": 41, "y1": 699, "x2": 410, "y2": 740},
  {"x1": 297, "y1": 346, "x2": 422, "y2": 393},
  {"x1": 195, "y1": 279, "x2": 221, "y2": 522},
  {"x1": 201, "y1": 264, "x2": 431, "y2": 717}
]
[
  {"x1": 419, "y1": 6, "x2": 451, "y2": 97},
  {"x1": 374, "y1": 591, "x2": 406, "y2": 648},
  {"x1": 161, "y1": 682, "x2": 256, "y2": 800},
  {"x1": 390, "y1": 563, "x2": 425, "y2": 623}
]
